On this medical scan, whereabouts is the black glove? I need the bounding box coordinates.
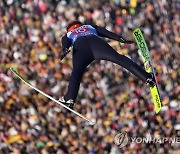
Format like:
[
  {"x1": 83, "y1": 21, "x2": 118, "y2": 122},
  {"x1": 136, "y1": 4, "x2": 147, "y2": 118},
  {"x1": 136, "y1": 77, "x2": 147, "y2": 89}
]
[
  {"x1": 119, "y1": 37, "x2": 134, "y2": 44},
  {"x1": 60, "y1": 48, "x2": 70, "y2": 60},
  {"x1": 124, "y1": 40, "x2": 134, "y2": 44}
]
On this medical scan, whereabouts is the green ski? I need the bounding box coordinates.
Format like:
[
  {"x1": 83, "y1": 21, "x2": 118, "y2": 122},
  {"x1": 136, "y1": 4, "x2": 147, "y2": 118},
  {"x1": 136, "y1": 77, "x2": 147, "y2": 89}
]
[{"x1": 133, "y1": 28, "x2": 162, "y2": 113}]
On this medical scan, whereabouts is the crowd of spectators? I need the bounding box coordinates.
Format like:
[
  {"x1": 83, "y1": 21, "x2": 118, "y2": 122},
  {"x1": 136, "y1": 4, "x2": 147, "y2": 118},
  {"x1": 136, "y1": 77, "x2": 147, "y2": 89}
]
[{"x1": 0, "y1": 0, "x2": 179, "y2": 153}]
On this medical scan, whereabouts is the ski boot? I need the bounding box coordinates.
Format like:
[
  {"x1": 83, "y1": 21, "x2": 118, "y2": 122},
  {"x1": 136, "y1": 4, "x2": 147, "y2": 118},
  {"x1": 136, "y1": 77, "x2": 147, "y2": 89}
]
[
  {"x1": 146, "y1": 73, "x2": 156, "y2": 88},
  {"x1": 59, "y1": 97, "x2": 75, "y2": 109}
]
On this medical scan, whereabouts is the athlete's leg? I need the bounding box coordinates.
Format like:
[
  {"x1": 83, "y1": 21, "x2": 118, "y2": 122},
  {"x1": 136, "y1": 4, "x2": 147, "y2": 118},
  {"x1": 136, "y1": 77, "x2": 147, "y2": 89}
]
[
  {"x1": 64, "y1": 61, "x2": 87, "y2": 101},
  {"x1": 64, "y1": 38, "x2": 94, "y2": 102},
  {"x1": 88, "y1": 36, "x2": 151, "y2": 82}
]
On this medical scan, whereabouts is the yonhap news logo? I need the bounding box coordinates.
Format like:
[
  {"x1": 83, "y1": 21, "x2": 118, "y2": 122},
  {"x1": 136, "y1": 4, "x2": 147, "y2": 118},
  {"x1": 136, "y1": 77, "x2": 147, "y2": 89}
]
[
  {"x1": 114, "y1": 131, "x2": 129, "y2": 148},
  {"x1": 114, "y1": 131, "x2": 180, "y2": 148}
]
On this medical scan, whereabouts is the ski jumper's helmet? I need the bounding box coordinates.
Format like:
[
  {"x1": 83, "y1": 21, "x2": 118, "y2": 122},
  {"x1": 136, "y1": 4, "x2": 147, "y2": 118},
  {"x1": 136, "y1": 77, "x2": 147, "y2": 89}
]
[{"x1": 67, "y1": 21, "x2": 82, "y2": 32}]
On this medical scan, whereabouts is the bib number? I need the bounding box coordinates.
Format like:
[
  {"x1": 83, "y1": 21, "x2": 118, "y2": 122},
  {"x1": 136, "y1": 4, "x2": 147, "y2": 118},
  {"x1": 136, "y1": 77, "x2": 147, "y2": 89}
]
[{"x1": 73, "y1": 27, "x2": 88, "y2": 34}]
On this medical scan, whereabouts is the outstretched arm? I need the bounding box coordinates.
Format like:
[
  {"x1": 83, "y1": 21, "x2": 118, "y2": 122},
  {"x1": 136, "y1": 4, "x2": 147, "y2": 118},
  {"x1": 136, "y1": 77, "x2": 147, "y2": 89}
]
[
  {"x1": 61, "y1": 35, "x2": 72, "y2": 60},
  {"x1": 92, "y1": 25, "x2": 134, "y2": 44}
]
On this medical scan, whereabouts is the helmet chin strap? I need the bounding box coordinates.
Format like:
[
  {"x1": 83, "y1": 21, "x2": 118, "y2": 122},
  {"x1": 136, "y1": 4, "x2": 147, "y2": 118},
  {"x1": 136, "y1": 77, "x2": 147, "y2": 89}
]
[{"x1": 67, "y1": 24, "x2": 82, "y2": 32}]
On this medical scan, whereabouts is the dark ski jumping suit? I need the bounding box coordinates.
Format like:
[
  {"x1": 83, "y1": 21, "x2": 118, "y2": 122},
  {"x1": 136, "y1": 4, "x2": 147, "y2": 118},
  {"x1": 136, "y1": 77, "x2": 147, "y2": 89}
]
[{"x1": 61, "y1": 25, "x2": 151, "y2": 102}]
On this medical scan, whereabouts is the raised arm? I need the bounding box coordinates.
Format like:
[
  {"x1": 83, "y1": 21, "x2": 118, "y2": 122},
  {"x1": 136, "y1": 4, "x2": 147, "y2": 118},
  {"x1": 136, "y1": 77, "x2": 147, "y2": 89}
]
[{"x1": 92, "y1": 25, "x2": 134, "y2": 44}]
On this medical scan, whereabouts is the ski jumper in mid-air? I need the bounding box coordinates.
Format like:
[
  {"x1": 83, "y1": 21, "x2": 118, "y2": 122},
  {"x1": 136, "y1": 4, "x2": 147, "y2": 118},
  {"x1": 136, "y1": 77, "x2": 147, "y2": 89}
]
[{"x1": 59, "y1": 21, "x2": 155, "y2": 109}]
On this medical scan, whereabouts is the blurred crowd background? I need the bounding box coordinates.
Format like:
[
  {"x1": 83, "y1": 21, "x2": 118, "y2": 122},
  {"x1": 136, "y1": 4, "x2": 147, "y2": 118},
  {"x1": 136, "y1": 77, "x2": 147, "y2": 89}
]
[{"x1": 0, "y1": 0, "x2": 179, "y2": 153}]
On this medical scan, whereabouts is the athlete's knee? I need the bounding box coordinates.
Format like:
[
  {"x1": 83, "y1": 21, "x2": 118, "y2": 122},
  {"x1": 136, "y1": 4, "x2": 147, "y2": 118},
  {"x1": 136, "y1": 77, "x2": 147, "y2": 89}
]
[{"x1": 120, "y1": 55, "x2": 135, "y2": 65}]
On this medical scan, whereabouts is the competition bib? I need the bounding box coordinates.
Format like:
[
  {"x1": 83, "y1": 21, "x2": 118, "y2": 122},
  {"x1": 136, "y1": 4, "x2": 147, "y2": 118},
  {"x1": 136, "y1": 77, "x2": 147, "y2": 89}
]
[{"x1": 67, "y1": 25, "x2": 98, "y2": 44}]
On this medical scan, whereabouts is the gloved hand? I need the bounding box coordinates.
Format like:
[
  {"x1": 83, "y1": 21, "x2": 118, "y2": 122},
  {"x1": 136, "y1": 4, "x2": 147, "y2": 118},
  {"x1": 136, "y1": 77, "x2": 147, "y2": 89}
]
[
  {"x1": 124, "y1": 40, "x2": 134, "y2": 44},
  {"x1": 119, "y1": 37, "x2": 134, "y2": 44},
  {"x1": 60, "y1": 48, "x2": 70, "y2": 60}
]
